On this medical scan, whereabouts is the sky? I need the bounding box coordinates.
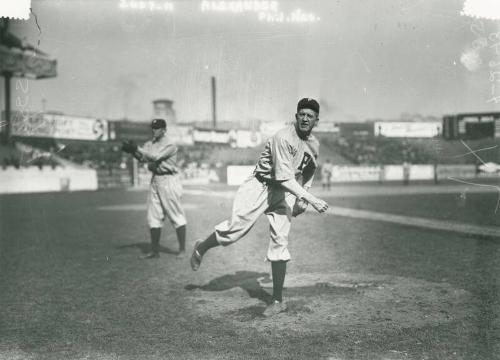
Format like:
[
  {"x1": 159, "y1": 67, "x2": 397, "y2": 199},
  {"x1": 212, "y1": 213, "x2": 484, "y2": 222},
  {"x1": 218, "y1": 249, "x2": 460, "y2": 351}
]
[{"x1": 4, "y1": 0, "x2": 500, "y2": 124}]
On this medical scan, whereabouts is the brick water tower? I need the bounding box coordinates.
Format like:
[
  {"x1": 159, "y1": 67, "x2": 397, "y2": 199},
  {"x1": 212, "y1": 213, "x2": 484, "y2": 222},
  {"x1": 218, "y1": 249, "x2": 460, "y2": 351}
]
[{"x1": 152, "y1": 99, "x2": 176, "y2": 127}]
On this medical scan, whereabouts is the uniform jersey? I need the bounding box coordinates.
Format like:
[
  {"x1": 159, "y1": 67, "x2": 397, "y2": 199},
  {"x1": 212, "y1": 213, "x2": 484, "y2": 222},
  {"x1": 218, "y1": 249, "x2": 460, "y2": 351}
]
[
  {"x1": 254, "y1": 125, "x2": 319, "y2": 186},
  {"x1": 138, "y1": 134, "x2": 186, "y2": 229},
  {"x1": 140, "y1": 135, "x2": 179, "y2": 175},
  {"x1": 214, "y1": 124, "x2": 320, "y2": 262}
]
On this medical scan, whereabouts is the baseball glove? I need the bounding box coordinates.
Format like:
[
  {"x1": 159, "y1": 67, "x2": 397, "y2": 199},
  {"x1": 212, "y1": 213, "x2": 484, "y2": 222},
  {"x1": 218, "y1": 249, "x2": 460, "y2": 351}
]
[{"x1": 121, "y1": 140, "x2": 138, "y2": 154}]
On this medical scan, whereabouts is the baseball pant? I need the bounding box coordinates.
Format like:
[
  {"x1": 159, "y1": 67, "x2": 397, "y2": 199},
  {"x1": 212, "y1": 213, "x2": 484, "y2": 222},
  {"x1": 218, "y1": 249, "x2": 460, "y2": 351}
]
[
  {"x1": 214, "y1": 176, "x2": 296, "y2": 261},
  {"x1": 147, "y1": 175, "x2": 187, "y2": 229}
]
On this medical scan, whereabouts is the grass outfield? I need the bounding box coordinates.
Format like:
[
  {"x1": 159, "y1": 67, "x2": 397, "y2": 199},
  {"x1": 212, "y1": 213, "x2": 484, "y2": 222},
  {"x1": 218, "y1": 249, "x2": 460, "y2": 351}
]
[
  {"x1": 328, "y1": 187, "x2": 500, "y2": 227},
  {"x1": 1, "y1": 185, "x2": 500, "y2": 359}
]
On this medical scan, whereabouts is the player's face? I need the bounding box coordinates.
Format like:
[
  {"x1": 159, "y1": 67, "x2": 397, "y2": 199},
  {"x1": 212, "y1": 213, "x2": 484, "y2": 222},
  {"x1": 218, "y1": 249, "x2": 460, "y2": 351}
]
[
  {"x1": 295, "y1": 108, "x2": 319, "y2": 134},
  {"x1": 152, "y1": 127, "x2": 166, "y2": 140}
]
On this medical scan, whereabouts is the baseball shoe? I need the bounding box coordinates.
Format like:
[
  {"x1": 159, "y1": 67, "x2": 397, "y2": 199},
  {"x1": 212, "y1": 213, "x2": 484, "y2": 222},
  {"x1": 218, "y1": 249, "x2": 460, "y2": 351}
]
[
  {"x1": 190, "y1": 239, "x2": 203, "y2": 271},
  {"x1": 263, "y1": 300, "x2": 287, "y2": 317},
  {"x1": 141, "y1": 252, "x2": 160, "y2": 259},
  {"x1": 176, "y1": 251, "x2": 187, "y2": 260}
]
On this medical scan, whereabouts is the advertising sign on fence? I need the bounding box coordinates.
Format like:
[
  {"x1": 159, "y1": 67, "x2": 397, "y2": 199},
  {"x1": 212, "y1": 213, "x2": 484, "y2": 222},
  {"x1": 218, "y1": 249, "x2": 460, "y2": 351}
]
[
  {"x1": 331, "y1": 166, "x2": 382, "y2": 182},
  {"x1": 193, "y1": 128, "x2": 230, "y2": 144},
  {"x1": 11, "y1": 112, "x2": 109, "y2": 141},
  {"x1": 436, "y1": 164, "x2": 476, "y2": 180},
  {"x1": 0, "y1": 168, "x2": 98, "y2": 194},
  {"x1": 229, "y1": 129, "x2": 262, "y2": 148},
  {"x1": 374, "y1": 122, "x2": 442, "y2": 138},
  {"x1": 383, "y1": 165, "x2": 405, "y2": 181},
  {"x1": 408, "y1": 165, "x2": 435, "y2": 180}
]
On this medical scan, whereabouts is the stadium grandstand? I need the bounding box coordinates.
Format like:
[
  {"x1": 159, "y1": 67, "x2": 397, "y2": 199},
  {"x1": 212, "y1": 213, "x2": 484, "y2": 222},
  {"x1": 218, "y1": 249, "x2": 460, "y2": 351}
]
[{"x1": 2, "y1": 104, "x2": 500, "y2": 194}]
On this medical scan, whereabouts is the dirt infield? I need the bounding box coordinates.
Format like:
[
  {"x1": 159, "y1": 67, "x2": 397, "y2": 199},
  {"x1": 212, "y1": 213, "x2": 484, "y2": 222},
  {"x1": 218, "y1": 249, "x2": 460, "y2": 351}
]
[{"x1": 186, "y1": 272, "x2": 471, "y2": 333}]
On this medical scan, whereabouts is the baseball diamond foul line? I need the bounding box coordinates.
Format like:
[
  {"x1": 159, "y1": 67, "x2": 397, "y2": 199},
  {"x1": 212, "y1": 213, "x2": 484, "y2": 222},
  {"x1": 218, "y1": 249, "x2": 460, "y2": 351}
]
[
  {"x1": 98, "y1": 203, "x2": 199, "y2": 211},
  {"x1": 327, "y1": 206, "x2": 500, "y2": 238},
  {"x1": 99, "y1": 202, "x2": 500, "y2": 238}
]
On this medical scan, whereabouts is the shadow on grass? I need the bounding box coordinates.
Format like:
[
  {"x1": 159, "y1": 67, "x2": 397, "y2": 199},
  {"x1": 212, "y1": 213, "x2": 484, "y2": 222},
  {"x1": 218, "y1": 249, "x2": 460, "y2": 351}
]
[
  {"x1": 185, "y1": 271, "x2": 273, "y2": 304},
  {"x1": 116, "y1": 242, "x2": 179, "y2": 255}
]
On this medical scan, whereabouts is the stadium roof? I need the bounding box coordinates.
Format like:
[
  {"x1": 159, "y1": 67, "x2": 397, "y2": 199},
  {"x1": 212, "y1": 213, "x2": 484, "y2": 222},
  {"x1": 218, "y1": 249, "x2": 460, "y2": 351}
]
[{"x1": 0, "y1": 19, "x2": 57, "y2": 79}]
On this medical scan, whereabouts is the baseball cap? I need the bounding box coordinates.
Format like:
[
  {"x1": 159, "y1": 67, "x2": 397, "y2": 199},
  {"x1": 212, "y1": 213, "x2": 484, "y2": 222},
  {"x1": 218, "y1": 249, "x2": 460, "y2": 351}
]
[
  {"x1": 297, "y1": 98, "x2": 320, "y2": 114},
  {"x1": 151, "y1": 118, "x2": 166, "y2": 129}
]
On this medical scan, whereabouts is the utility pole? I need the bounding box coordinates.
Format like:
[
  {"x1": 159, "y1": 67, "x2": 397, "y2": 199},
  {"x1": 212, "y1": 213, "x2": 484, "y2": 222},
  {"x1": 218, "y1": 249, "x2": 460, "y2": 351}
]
[
  {"x1": 1, "y1": 19, "x2": 11, "y2": 144},
  {"x1": 2, "y1": 72, "x2": 11, "y2": 144},
  {"x1": 211, "y1": 76, "x2": 217, "y2": 129}
]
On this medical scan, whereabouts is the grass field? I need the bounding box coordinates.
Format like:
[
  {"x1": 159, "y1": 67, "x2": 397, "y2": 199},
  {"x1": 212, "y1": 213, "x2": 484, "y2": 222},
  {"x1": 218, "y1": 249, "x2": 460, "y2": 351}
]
[{"x1": 1, "y1": 183, "x2": 500, "y2": 359}]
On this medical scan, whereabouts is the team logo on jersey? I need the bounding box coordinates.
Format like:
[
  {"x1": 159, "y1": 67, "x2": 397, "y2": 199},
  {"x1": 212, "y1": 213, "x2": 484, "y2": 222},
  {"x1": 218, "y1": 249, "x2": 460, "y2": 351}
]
[{"x1": 298, "y1": 152, "x2": 312, "y2": 171}]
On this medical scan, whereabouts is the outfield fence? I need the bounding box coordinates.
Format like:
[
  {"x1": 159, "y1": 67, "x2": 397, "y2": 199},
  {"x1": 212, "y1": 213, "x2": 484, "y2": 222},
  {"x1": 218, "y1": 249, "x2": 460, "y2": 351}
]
[
  {"x1": 0, "y1": 163, "x2": 495, "y2": 194},
  {"x1": 0, "y1": 167, "x2": 98, "y2": 194},
  {"x1": 226, "y1": 164, "x2": 493, "y2": 186}
]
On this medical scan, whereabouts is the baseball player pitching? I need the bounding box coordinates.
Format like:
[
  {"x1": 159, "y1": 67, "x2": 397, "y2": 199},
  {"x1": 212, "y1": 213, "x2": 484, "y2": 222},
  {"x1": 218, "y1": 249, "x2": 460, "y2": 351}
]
[
  {"x1": 122, "y1": 118, "x2": 187, "y2": 259},
  {"x1": 190, "y1": 98, "x2": 329, "y2": 317}
]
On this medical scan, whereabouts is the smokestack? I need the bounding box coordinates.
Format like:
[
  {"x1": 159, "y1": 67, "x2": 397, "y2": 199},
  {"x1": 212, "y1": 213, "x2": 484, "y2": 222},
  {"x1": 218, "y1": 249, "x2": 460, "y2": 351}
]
[{"x1": 152, "y1": 99, "x2": 176, "y2": 126}]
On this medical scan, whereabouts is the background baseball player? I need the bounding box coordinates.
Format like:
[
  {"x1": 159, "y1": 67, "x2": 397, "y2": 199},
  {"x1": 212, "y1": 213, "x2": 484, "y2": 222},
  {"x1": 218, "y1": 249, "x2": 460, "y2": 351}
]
[
  {"x1": 190, "y1": 98, "x2": 329, "y2": 317},
  {"x1": 122, "y1": 118, "x2": 187, "y2": 259},
  {"x1": 321, "y1": 159, "x2": 333, "y2": 190}
]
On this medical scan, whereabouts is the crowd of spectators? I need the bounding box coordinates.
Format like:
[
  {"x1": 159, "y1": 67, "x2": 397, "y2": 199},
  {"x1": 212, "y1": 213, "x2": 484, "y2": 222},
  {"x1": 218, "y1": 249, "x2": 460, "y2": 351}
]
[
  {"x1": 5, "y1": 135, "x2": 497, "y2": 175},
  {"x1": 2, "y1": 137, "x2": 435, "y2": 174},
  {"x1": 1, "y1": 141, "x2": 248, "y2": 175},
  {"x1": 331, "y1": 136, "x2": 436, "y2": 165},
  {"x1": 2, "y1": 147, "x2": 59, "y2": 170}
]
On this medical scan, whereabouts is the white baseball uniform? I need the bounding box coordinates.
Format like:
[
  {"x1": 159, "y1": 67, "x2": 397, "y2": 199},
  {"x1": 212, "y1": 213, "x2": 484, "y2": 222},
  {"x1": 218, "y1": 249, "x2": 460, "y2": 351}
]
[
  {"x1": 214, "y1": 125, "x2": 319, "y2": 261},
  {"x1": 138, "y1": 135, "x2": 187, "y2": 229}
]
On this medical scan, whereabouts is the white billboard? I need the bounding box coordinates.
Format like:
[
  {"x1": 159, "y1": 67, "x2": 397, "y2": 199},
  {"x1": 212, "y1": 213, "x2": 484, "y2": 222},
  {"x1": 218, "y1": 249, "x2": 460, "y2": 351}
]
[
  {"x1": 229, "y1": 129, "x2": 262, "y2": 148},
  {"x1": 11, "y1": 113, "x2": 109, "y2": 141},
  {"x1": 374, "y1": 122, "x2": 442, "y2": 138},
  {"x1": 409, "y1": 165, "x2": 435, "y2": 180},
  {"x1": 169, "y1": 124, "x2": 194, "y2": 145},
  {"x1": 315, "y1": 122, "x2": 339, "y2": 133},
  {"x1": 193, "y1": 128, "x2": 230, "y2": 144},
  {"x1": 0, "y1": 168, "x2": 98, "y2": 194},
  {"x1": 331, "y1": 166, "x2": 382, "y2": 182}
]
